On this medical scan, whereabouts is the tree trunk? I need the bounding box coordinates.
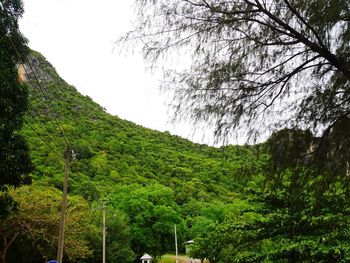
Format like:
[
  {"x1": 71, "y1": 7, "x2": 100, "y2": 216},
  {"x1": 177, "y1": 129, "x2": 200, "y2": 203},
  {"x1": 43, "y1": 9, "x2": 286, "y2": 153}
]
[
  {"x1": 0, "y1": 248, "x2": 6, "y2": 263},
  {"x1": 0, "y1": 232, "x2": 19, "y2": 263}
]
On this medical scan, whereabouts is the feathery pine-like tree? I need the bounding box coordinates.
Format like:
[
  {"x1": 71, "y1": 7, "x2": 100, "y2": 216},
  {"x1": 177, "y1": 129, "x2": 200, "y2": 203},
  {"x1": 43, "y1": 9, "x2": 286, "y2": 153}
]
[{"x1": 122, "y1": 0, "x2": 350, "y2": 141}]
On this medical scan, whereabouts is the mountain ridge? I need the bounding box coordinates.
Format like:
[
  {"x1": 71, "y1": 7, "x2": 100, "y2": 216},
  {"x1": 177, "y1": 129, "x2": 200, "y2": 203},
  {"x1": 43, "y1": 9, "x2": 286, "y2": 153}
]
[
  {"x1": 16, "y1": 50, "x2": 262, "y2": 261},
  {"x1": 22, "y1": 50, "x2": 260, "y2": 198}
]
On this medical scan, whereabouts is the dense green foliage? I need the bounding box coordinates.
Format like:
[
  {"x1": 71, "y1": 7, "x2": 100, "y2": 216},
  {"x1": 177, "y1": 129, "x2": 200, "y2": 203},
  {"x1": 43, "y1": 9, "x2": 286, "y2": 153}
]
[
  {"x1": 118, "y1": 1, "x2": 350, "y2": 261},
  {"x1": 0, "y1": 2, "x2": 32, "y2": 261},
  {"x1": 0, "y1": 0, "x2": 31, "y2": 194},
  {"x1": 1, "y1": 50, "x2": 349, "y2": 263},
  {"x1": 12, "y1": 51, "x2": 261, "y2": 262},
  {"x1": 3, "y1": 183, "x2": 97, "y2": 262},
  {"x1": 188, "y1": 129, "x2": 350, "y2": 262}
]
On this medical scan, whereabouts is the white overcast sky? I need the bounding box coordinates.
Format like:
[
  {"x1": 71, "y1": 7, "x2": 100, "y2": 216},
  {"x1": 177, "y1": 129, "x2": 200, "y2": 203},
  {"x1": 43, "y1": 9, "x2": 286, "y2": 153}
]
[{"x1": 19, "y1": 0, "x2": 243, "y2": 145}]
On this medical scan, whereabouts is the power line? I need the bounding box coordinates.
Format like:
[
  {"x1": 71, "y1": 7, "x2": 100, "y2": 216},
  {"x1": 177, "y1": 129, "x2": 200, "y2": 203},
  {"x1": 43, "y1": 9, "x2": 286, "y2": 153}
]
[
  {"x1": 24, "y1": 119, "x2": 65, "y2": 162},
  {"x1": 15, "y1": 51, "x2": 71, "y2": 147},
  {"x1": 0, "y1": 8, "x2": 72, "y2": 148},
  {"x1": 22, "y1": 55, "x2": 72, "y2": 146},
  {"x1": 0, "y1": 43, "x2": 67, "y2": 158},
  {"x1": 25, "y1": 109, "x2": 67, "y2": 152},
  {"x1": 25, "y1": 77, "x2": 69, "y2": 147},
  {"x1": 27, "y1": 100, "x2": 68, "y2": 147},
  {"x1": 22, "y1": 71, "x2": 69, "y2": 147},
  {"x1": 0, "y1": 7, "x2": 69, "y2": 161}
]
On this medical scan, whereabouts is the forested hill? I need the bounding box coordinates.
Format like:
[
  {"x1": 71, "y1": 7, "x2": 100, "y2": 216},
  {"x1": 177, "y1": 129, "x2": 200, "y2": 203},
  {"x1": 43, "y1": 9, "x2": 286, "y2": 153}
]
[
  {"x1": 11, "y1": 51, "x2": 350, "y2": 263},
  {"x1": 23, "y1": 50, "x2": 261, "y2": 199},
  {"x1": 16, "y1": 50, "x2": 263, "y2": 262}
]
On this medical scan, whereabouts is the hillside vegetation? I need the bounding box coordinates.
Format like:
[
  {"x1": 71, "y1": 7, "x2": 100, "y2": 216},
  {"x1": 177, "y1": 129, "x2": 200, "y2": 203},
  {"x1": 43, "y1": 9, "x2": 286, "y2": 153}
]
[
  {"x1": 3, "y1": 51, "x2": 350, "y2": 263},
  {"x1": 7, "y1": 51, "x2": 260, "y2": 262}
]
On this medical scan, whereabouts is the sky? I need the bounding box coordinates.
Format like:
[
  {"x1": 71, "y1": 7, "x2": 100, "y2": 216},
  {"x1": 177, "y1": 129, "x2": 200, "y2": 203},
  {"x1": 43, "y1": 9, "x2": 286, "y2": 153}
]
[{"x1": 19, "y1": 0, "x2": 240, "y2": 146}]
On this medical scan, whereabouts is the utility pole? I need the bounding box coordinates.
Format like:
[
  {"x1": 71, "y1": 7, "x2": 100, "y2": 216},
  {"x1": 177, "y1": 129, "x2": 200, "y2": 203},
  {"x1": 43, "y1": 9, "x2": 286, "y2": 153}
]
[
  {"x1": 102, "y1": 202, "x2": 106, "y2": 263},
  {"x1": 174, "y1": 224, "x2": 178, "y2": 263},
  {"x1": 57, "y1": 147, "x2": 72, "y2": 263}
]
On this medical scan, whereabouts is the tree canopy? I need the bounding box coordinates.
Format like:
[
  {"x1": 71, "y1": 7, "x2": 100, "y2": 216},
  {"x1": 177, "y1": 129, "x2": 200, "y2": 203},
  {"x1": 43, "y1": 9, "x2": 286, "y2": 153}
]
[
  {"x1": 0, "y1": 184, "x2": 96, "y2": 263},
  {"x1": 8, "y1": 48, "x2": 350, "y2": 261},
  {"x1": 121, "y1": 0, "x2": 350, "y2": 141},
  {"x1": 15, "y1": 50, "x2": 265, "y2": 262},
  {"x1": 117, "y1": 3, "x2": 350, "y2": 260},
  {"x1": 0, "y1": 0, "x2": 32, "y2": 219}
]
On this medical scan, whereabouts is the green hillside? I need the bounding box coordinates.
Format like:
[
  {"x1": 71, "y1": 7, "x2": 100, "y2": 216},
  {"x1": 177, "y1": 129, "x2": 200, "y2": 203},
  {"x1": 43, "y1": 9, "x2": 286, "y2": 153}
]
[
  {"x1": 15, "y1": 51, "x2": 262, "y2": 262},
  {"x1": 23, "y1": 51, "x2": 261, "y2": 198},
  {"x1": 6, "y1": 51, "x2": 350, "y2": 263}
]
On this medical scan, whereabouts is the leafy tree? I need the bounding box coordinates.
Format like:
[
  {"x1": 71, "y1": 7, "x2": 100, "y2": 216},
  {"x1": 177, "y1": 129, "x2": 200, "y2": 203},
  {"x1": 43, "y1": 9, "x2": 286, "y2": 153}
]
[
  {"x1": 120, "y1": 5, "x2": 350, "y2": 261},
  {"x1": 0, "y1": 184, "x2": 97, "y2": 263},
  {"x1": 195, "y1": 174, "x2": 350, "y2": 262},
  {"x1": 189, "y1": 129, "x2": 350, "y2": 262},
  {"x1": 104, "y1": 211, "x2": 135, "y2": 263},
  {"x1": 87, "y1": 207, "x2": 135, "y2": 263},
  {"x1": 121, "y1": 0, "x2": 350, "y2": 141},
  {"x1": 110, "y1": 184, "x2": 186, "y2": 258},
  {"x1": 72, "y1": 139, "x2": 95, "y2": 160},
  {"x1": 0, "y1": 0, "x2": 32, "y2": 216}
]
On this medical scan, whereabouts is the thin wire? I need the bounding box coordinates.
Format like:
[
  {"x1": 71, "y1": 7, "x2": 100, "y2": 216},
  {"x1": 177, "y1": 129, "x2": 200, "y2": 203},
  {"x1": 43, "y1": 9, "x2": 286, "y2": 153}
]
[
  {"x1": 24, "y1": 119, "x2": 65, "y2": 162},
  {"x1": 1, "y1": 4, "x2": 70, "y2": 147},
  {"x1": 26, "y1": 54, "x2": 68, "y2": 97},
  {"x1": 26, "y1": 83, "x2": 68, "y2": 146},
  {"x1": 0, "y1": 11, "x2": 68, "y2": 158},
  {"x1": 0, "y1": 7, "x2": 72, "y2": 147},
  {"x1": 28, "y1": 96, "x2": 66, "y2": 147},
  {"x1": 1, "y1": 30, "x2": 66, "y2": 148},
  {"x1": 0, "y1": 42, "x2": 68, "y2": 154},
  {"x1": 22, "y1": 57, "x2": 72, "y2": 146},
  {"x1": 22, "y1": 70, "x2": 68, "y2": 147},
  {"x1": 16, "y1": 54, "x2": 71, "y2": 147},
  {"x1": 26, "y1": 108, "x2": 66, "y2": 152}
]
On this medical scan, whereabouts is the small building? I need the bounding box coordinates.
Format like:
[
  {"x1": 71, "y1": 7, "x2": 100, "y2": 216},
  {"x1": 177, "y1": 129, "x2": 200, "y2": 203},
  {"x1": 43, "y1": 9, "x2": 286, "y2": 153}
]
[{"x1": 140, "y1": 253, "x2": 152, "y2": 263}]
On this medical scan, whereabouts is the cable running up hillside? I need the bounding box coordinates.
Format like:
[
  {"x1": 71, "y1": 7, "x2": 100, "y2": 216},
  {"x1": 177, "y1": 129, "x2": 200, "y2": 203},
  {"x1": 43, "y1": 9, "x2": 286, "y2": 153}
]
[
  {"x1": 0, "y1": 13, "x2": 72, "y2": 163},
  {"x1": 0, "y1": 55, "x2": 68, "y2": 154},
  {"x1": 12, "y1": 61, "x2": 69, "y2": 149},
  {"x1": 17, "y1": 54, "x2": 72, "y2": 146},
  {"x1": 2, "y1": 31, "x2": 70, "y2": 151},
  {"x1": 9, "y1": 40, "x2": 71, "y2": 147},
  {"x1": 24, "y1": 119, "x2": 66, "y2": 162},
  {"x1": 0, "y1": 5, "x2": 72, "y2": 150},
  {"x1": 26, "y1": 100, "x2": 68, "y2": 147},
  {"x1": 18, "y1": 62, "x2": 70, "y2": 148}
]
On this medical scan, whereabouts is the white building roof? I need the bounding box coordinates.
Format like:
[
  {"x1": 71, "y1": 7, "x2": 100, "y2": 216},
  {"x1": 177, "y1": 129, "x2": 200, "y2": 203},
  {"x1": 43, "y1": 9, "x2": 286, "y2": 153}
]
[{"x1": 140, "y1": 253, "x2": 152, "y2": 260}]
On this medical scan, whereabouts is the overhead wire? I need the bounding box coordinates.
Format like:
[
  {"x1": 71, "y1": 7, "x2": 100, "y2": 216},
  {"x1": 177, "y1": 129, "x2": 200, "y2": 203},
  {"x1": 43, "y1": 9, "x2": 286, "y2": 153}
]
[
  {"x1": 0, "y1": 3, "x2": 72, "y2": 147},
  {"x1": 0, "y1": 5, "x2": 72, "y2": 148},
  {"x1": 24, "y1": 119, "x2": 66, "y2": 162},
  {"x1": 0, "y1": 4, "x2": 72, "y2": 159},
  {"x1": 1, "y1": 6, "x2": 76, "y2": 259},
  {"x1": 14, "y1": 52, "x2": 71, "y2": 148},
  {"x1": 19, "y1": 64, "x2": 69, "y2": 147},
  {"x1": 20, "y1": 55, "x2": 72, "y2": 146},
  {"x1": 0, "y1": 77, "x2": 66, "y2": 162},
  {"x1": 0, "y1": 49, "x2": 66, "y2": 161},
  {"x1": 1, "y1": 31, "x2": 69, "y2": 148},
  {"x1": 25, "y1": 107, "x2": 67, "y2": 154},
  {"x1": 27, "y1": 104, "x2": 68, "y2": 146},
  {"x1": 22, "y1": 72, "x2": 69, "y2": 147},
  {"x1": 0, "y1": 43, "x2": 64, "y2": 160}
]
